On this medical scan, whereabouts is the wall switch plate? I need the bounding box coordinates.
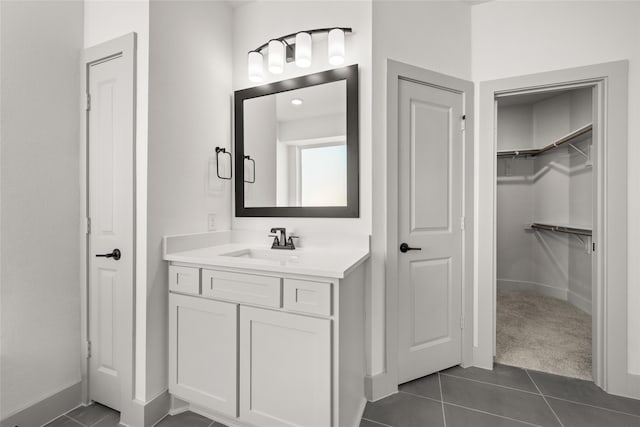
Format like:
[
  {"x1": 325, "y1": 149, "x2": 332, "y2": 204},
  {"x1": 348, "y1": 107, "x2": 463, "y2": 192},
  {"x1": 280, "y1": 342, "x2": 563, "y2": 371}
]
[{"x1": 208, "y1": 213, "x2": 216, "y2": 231}]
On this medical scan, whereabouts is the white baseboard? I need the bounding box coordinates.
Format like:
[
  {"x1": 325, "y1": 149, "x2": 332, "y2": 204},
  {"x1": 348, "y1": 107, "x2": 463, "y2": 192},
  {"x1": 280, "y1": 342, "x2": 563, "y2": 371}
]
[
  {"x1": 567, "y1": 290, "x2": 592, "y2": 314},
  {"x1": 497, "y1": 279, "x2": 568, "y2": 300},
  {"x1": 626, "y1": 372, "x2": 640, "y2": 399},
  {"x1": 121, "y1": 390, "x2": 170, "y2": 427},
  {"x1": 498, "y1": 279, "x2": 592, "y2": 315},
  {"x1": 0, "y1": 382, "x2": 82, "y2": 427},
  {"x1": 144, "y1": 390, "x2": 170, "y2": 427},
  {"x1": 350, "y1": 397, "x2": 368, "y2": 427},
  {"x1": 364, "y1": 372, "x2": 398, "y2": 402}
]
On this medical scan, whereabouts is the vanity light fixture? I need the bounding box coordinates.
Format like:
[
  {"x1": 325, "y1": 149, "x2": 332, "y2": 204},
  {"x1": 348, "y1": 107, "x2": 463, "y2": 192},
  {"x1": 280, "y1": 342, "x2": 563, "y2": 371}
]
[
  {"x1": 291, "y1": 98, "x2": 303, "y2": 106},
  {"x1": 247, "y1": 27, "x2": 352, "y2": 82},
  {"x1": 268, "y1": 39, "x2": 285, "y2": 74}
]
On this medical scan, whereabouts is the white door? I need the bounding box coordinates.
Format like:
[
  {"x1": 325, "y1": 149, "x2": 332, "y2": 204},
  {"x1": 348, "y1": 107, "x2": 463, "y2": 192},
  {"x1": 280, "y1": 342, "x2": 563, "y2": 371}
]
[
  {"x1": 169, "y1": 294, "x2": 238, "y2": 416},
  {"x1": 397, "y1": 77, "x2": 464, "y2": 383},
  {"x1": 240, "y1": 306, "x2": 331, "y2": 427},
  {"x1": 88, "y1": 51, "x2": 134, "y2": 411}
]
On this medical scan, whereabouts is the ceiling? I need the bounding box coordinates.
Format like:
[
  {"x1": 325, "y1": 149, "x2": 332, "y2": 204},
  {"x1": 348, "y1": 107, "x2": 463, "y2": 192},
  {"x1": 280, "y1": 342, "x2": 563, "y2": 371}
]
[{"x1": 276, "y1": 80, "x2": 346, "y2": 122}]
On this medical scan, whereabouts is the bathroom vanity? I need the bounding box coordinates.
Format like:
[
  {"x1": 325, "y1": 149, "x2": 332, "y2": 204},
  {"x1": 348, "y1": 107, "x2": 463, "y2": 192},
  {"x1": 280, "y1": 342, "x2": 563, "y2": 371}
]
[{"x1": 163, "y1": 231, "x2": 369, "y2": 427}]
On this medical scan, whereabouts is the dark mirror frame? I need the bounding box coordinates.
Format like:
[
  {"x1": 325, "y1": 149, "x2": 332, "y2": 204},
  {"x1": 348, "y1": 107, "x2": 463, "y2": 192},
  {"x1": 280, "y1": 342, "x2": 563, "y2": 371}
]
[{"x1": 234, "y1": 64, "x2": 359, "y2": 218}]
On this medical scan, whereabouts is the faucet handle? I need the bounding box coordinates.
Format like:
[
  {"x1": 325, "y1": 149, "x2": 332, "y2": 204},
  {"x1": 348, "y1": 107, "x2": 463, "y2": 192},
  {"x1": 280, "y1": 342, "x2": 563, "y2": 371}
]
[{"x1": 287, "y1": 235, "x2": 299, "y2": 248}]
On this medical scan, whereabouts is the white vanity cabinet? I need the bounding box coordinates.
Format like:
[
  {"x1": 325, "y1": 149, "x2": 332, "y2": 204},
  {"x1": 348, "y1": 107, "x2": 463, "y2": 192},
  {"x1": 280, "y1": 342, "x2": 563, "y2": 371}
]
[
  {"x1": 168, "y1": 293, "x2": 238, "y2": 417},
  {"x1": 239, "y1": 306, "x2": 331, "y2": 427},
  {"x1": 167, "y1": 263, "x2": 366, "y2": 427}
]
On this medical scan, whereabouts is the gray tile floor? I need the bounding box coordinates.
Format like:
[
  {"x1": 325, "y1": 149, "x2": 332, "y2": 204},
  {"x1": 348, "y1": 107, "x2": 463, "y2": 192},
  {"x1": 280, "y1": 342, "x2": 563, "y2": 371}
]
[
  {"x1": 45, "y1": 364, "x2": 640, "y2": 427},
  {"x1": 362, "y1": 364, "x2": 640, "y2": 427}
]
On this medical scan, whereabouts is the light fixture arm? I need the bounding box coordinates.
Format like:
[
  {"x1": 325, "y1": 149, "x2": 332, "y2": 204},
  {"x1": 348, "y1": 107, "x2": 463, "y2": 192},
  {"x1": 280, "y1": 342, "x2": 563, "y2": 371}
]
[{"x1": 249, "y1": 27, "x2": 353, "y2": 54}]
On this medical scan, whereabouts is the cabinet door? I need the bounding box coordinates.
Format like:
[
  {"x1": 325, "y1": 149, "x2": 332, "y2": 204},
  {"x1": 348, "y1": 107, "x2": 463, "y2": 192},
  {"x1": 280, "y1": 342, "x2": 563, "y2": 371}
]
[
  {"x1": 169, "y1": 294, "x2": 237, "y2": 417},
  {"x1": 240, "y1": 307, "x2": 331, "y2": 427}
]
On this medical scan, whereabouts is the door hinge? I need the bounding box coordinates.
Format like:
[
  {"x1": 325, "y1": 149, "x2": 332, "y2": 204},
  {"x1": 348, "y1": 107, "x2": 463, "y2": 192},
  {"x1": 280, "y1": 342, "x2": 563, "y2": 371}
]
[
  {"x1": 461, "y1": 114, "x2": 466, "y2": 131},
  {"x1": 86, "y1": 340, "x2": 92, "y2": 359},
  {"x1": 85, "y1": 217, "x2": 91, "y2": 235},
  {"x1": 460, "y1": 216, "x2": 465, "y2": 231},
  {"x1": 592, "y1": 242, "x2": 596, "y2": 252},
  {"x1": 86, "y1": 93, "x2": 91, "y2": 111},
  {"x1": 460, "y1": 315, "x2": 464, "y2": 329}
]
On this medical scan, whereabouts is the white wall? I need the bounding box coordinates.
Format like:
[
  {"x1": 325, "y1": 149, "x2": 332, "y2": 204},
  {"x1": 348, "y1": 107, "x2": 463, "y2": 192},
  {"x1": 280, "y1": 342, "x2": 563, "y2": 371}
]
[
  {"x1": 1, "y1": 0, "x2": 83, "y2": 417},
  {"x1": 84, "y1": 0, "x2": 151, "y2": 401},
  {"x1": 146, "y1": 0, "x2": 233, "y2": 400},
  {"x1": 244, "y1": 96, "x2": 278, "y2": 206},
  {"x1": 496, "y1": 105, "x2": 535, "y2": 290},
  {"x1": 231, "y1": 0, "x2": 372, "y2": 236},
  {"x1": 497, "y1": 91, "x2": 593, "y2": 312},
  {"x1": 371, "y1": 0, "x2": 472, "y2": 377},
  {"x1": 472, "y1": 0, "x2": 640, "y2": 374}
]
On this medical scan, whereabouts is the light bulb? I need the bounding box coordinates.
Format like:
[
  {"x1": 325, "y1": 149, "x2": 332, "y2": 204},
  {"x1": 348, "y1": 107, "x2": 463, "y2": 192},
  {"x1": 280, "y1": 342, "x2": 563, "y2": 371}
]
[
  {"x1": 268, "y1": 40, "x2": 285, "y2": 74},
  {"x1": 248, "y1": 51, "x2": 263, "y2": 83},
  {"x1": 328, "y1": 28, "x2": 345, "y2": 65},
  {"x1": 295, "y1": 32, "x2": 312, "y2": 68}
]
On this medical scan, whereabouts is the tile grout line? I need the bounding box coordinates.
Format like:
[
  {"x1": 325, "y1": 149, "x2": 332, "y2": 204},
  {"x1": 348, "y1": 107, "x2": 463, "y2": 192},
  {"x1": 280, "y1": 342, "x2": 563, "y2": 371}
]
[
  {"x1": 508, "y1": 369, "x2": 640, "y2": 419},
  {"x1": 398, "y1": 389, "x2": 443, "y2": 404},
  {"x1": 399, "y1": 388, "x2": 544, "y2": 427},
  {"x1": 89, "y1": 412, "x2": 113, "y2": 427},
  {"x1": 361, "y1": 417, "x2": 393, "y2": 427},
  {"x1": 540, "y1": 394, "x2": 640, "y2": 419},
  {"x1": 440, "y1": 372, "x2": 541, "y2": 396},
  {"x1": 525, "y1": 369, "x2": 566, "y2": 427},
  {"x1": 437, "y1": 373, "x2": 447, "y2": 427},
  {"x1": 63, "y1": 414, "x2": 86, "y2": 426},
  {"x1": 442, "y1": 402, "x2": 545, "y2": 427}
]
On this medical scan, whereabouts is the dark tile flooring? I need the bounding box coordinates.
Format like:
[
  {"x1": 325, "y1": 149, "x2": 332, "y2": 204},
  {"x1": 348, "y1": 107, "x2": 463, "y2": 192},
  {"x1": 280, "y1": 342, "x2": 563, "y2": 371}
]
[
  {"x1": 362, "y1": 364, "x2": 640, "y2": 427},
  {"x1": 45, "y1": 364, "x2": 640, "y2": 427}
]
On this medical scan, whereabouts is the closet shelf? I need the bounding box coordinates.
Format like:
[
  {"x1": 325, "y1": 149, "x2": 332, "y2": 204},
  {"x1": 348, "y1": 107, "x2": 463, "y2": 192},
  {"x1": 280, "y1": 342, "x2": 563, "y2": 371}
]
[
  {"x1": 497, "y1": 123, "x2": 592, "y2": 158},
  {"x1": 529, "y1": 222, "x2": 592, "y2": 237}
]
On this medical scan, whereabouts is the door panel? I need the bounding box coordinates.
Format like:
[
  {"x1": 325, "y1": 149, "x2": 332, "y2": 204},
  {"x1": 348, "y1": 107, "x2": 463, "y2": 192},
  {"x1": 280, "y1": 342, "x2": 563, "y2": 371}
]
[
  {"x1": 88, "y1": 52, "x2": 133, "y2": 411},
  {"x1": 411, "y1": 99, "x2": 451, "y2": 232},
  {"x1": 398, "y1": 78, "x2": 463, "y2": 383},
  {"x1": 240, "y1": 306, "x2": 331, "y2": 427},
  {"x1": 169, "y1": 294, "x2": 238, "y2": 417},
  {"x1": 410, "y1": 258, "x2": 451, "y2": 348}
]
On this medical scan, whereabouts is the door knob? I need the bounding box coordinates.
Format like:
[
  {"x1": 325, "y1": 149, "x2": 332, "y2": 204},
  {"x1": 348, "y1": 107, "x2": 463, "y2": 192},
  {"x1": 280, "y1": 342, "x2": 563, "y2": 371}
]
[
  {"x1": 96, "y1": 249, "x2": 121, "y2": 260},
  {"x1": 399, "y1": 243, "x2": 421, "y2": 253}
]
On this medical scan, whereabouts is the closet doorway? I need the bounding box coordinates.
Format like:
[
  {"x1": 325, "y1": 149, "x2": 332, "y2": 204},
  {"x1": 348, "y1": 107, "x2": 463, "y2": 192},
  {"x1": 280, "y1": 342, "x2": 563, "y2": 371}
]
[
  {"x1": 478, "y1": 61, "x2": 629, "y2": 396},
  {"x1": 495, "y1": 87, "x2": 595, "y2": 380}
]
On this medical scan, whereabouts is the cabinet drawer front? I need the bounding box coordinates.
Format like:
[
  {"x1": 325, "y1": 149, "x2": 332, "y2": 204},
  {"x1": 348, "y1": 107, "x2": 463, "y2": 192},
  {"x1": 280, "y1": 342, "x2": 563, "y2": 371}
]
[
  {"x1": 283, "y1": 279, "x2": 332, "y2": 316},
  {"x1": 169, "y1": 265, "x2": 200, "y2": 295},
  {"x1": 202, "y1": 270, "x2": 282, "y2": 308}
]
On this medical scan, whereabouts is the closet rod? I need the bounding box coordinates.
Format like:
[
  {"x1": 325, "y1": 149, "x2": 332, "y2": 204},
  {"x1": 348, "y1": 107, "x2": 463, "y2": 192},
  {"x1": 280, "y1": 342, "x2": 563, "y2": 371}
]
[
  {"x1": 530, "y1": 222, "x2": 592, "y2": 237},
  {"x1": 497, "y1": 123, "x2": 592, "y2": 158}
]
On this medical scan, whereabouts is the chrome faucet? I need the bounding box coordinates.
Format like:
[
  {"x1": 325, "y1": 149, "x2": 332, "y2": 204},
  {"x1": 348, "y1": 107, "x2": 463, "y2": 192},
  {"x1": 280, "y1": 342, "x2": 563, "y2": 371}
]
[{"x1": 269, "y1": 227, "x2": 298, "y2": 250}]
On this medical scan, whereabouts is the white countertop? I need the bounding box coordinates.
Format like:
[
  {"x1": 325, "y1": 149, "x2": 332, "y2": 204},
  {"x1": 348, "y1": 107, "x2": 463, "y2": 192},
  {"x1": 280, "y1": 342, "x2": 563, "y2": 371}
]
[{"x1": 163, "y1": 231, "x2": 370, "y2": 279}]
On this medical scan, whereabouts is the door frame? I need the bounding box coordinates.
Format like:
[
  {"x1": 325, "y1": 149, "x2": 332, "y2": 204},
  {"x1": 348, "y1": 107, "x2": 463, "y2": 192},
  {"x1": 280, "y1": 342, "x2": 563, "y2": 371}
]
[
  {"x1": 476, "y1": 61, "x2": 630, "y2": 396},
  {"x1": 384, "y1": 60, "x2": 475, "y2": 392},
  {"x1": 79, "y1": 33, "x2": 137, "y2": 417}
]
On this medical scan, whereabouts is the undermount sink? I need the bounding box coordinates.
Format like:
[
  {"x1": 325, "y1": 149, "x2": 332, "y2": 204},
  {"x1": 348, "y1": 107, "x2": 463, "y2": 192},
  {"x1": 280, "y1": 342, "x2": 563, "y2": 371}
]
[{"x1": 220, "y1": 248, "x2": 300, "y2": 262}]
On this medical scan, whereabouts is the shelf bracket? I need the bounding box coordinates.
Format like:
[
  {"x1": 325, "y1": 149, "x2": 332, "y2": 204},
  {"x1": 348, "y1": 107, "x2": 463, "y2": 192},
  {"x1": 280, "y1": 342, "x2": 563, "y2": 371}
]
[{"x1": 568, "y1": 142, "x2": 591, "y2": 166}]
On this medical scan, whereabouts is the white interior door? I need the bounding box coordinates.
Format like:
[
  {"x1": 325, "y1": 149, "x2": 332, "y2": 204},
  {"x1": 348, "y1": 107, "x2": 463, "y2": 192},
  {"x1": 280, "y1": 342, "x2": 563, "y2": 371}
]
[
  {"x1": 397, "y1": 77, "x2": 464, "y2": 384},
  {"x1": 88, "y1": 52, "x2": 134, "y2": 411}
]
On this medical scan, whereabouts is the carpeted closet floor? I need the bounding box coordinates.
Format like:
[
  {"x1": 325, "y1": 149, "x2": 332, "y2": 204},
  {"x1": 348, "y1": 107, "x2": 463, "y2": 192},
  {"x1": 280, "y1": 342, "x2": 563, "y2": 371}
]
[{"x1": 496, "y1": 288, "x2": 592, "y2": 380}]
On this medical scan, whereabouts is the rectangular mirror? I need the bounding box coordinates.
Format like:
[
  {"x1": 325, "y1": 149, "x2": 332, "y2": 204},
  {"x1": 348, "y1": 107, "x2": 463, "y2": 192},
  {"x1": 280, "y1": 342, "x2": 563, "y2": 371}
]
[{"x1": 234, "y1": 65, "x2": 359, "y2": 217}]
